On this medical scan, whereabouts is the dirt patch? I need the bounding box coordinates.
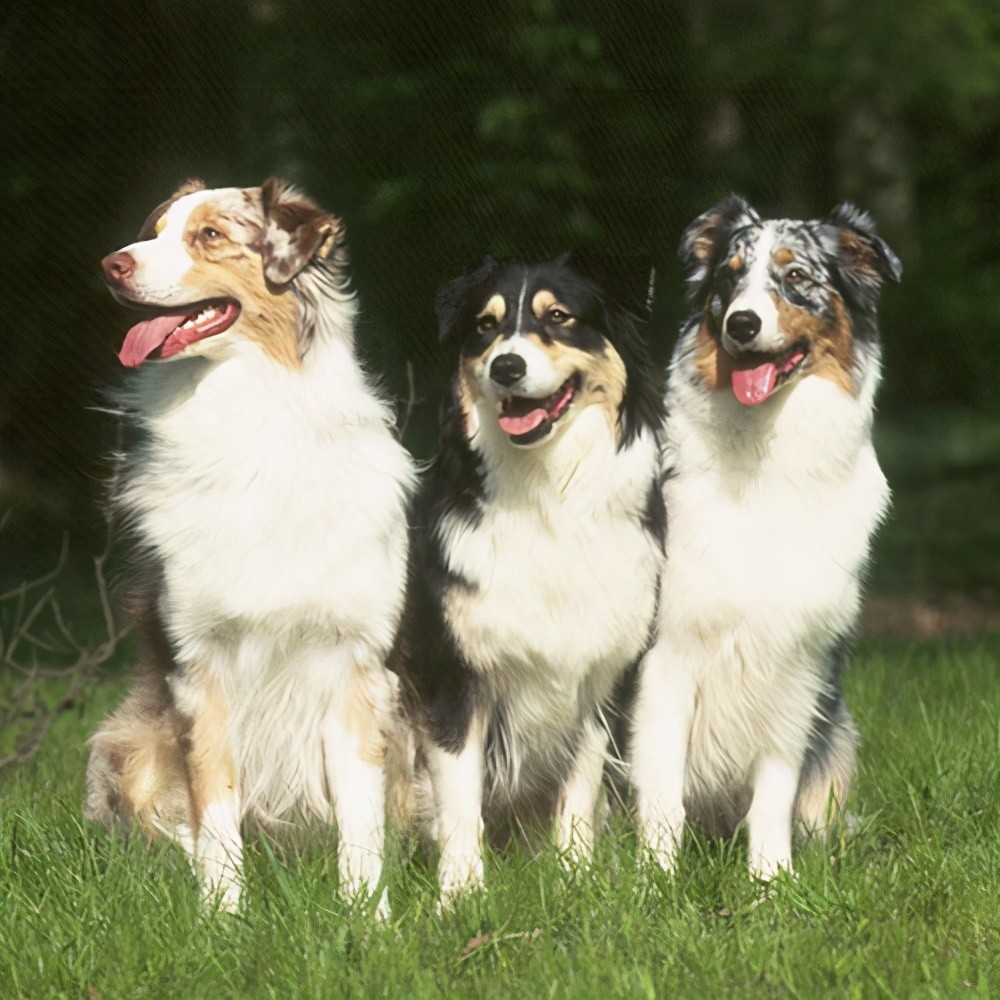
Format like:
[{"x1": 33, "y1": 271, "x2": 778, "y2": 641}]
[{"x1": 863, "y1": 593, "x2": 1000, "y2": 639}]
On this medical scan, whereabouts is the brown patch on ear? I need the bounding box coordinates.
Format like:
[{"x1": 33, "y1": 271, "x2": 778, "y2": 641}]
[
  {"x1": 727, "y1": 254, "x2": 744, "y2": 272},
  {"x1": 774, "y1": 294, "x2": 856, "y2": 397},
  {"x1": 138, "y1": 179, "x2": 207, "y2": 240},
  {"x1": 259, "y1": 177, "x2": 344, "y2": 285},
  {"x1": 772, "y1": 248, "x2": 795, "y2": 266},
  {"x1": 837, "y1": 229, "x2": 884, "y2": 283}
]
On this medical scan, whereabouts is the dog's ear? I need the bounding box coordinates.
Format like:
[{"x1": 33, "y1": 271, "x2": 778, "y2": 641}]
[
  {"x1": 435, "y1": 256, "x2": 498, "y2": 342},
  {"x1": 824, "y1": 203, "x2": 902, "y2": 303},
  {"x1": 259, "y1": 177, "x2": 344, "y2": 285},
  {"x1": 137, "y1": 179, "x2": 207, "y2": 240},
  {"x1": 678, "y1": 194, "x2": 760, "y2": 304}
]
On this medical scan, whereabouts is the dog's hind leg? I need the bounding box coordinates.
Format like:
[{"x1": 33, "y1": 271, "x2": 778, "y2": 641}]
[
  {"x1": 555, "y1": 714, "x2": 609, "y2": 865},
  {"x1": 86, "y1": 672, "x2": 193, "y2": 853},
  {"x1": 176, "y1": 674, "x2": 243, "y2": 913},
  {"x1": 796, "y1": 702, "x2": 859, "y2": 839}
]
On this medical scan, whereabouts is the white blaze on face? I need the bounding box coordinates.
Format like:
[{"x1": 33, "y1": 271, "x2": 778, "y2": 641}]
[
  {"x1": 723, "y1": 224, "x2": 783, "y2": 353},
  {"x1": 119, "y1": 188, "x2": 242, "y2": 305}
]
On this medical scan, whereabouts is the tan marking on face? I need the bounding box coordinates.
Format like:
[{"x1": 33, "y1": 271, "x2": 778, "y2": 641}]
[
  {"x1": 696, "y1": 294, "x2": 856, "y2": 399},
  {"x1": 518, "y1": 333, "x2": 627, "y2": 439},
  {"x1": 771, "y1": 292, "x2": 855, "y2": 396},
  {"x1": 531, "y1": 289, "x2": 576, "y2": 326},
  {"x1": 695, "y1": 313, "x2": 726, "y2": 391},
  {"x1": 181, "y1": 678, "x2": 238, "y2": 830},
  {"x1": 477, "y1": 294, "x2": 506, "y2": 325},
  {"x1": 727, "y1": 254, "x2": 744, "y2": 272},
  {"x1": 343, "y1": 672, "x2": 388, "y2": 767},
  {"x1": 178, "y1": 197, "x2": 301, "y2": 369},
  {"x1": 772, "y1": 247, "x2": 795, "y2": 266}
]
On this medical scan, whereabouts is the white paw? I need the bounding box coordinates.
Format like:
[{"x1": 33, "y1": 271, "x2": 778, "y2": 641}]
[
  {"x1": 749, "y1": 857, "x2": 796, "y2": 883},
  {"x1": 201, "y1": 870, "x2": 243, "y2": 914},
  {"x1": 640, "y1": 817, "x2": 683, "y2": 875},
  {"x1": 437, "y1": 856, "x2": 485, "y2": 910}
]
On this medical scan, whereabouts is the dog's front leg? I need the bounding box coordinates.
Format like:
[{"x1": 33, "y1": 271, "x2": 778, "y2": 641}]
[
  {"x1": 555, "y1": 714, "x2": 609, "y2": 865},
  {"x1": 630, "y1": 641, "x2": 695, "y2": 874},
  {"x1": 323, "y1": 668, "x2": 391, "y2": 919},
  {"x1": 177, "y1": 674, "x2": 243, "y2": 913},
  {"x1": 425, "y1": 712, "x2": 487, "y2": 905},
  {"x1": 746, "y1": 754, "x2": 800, "y2": 881}
]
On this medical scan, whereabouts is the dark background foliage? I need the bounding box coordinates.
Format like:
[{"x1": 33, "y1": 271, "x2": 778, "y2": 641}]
[{"x1": 2, "y1": 0, "x2": 998, "y2": 600}]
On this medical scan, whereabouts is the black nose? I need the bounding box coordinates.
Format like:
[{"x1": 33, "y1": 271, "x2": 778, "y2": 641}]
[
  {"x1": 725, "y1": 310, "x2": 762, "y2": 345},
  {"x1": 490, "y1": 353, "x2": 527, "y2": 387}
]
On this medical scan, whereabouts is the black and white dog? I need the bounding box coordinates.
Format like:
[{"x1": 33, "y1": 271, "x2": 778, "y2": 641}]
[
  {"x1": 403, "y1": 254, "x2": 665, "y2": 901},
  {"x1": 631, "y1": 197, "x2": 901, "y2": 880}
]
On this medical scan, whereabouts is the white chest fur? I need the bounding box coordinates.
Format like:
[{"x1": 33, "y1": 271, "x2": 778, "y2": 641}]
[
  {"x1": 661, "y1": 367, "x2": 889, "y2": 787},
  {"x1": 440, "y1": 410, "x2": 662, "y2": 740},
  {"x1": 120, "y1": 339, "x2": 415, "y2": 666}
]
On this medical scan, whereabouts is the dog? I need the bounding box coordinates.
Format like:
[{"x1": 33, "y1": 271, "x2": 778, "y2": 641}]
[
  {"x1": 400, "y1": 253, "x2": 666, "y2": 901},
  {"x1": 86, "y1": 179, "x2": 416, "y2": 915},
  {"x1": 630, "y1": 196, "x2": 901, "y2": 880}
]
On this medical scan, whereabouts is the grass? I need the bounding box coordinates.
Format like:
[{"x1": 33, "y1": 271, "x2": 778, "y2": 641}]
[{"x1": 2, "y1": 636, "x2": 999, "y2": 998}]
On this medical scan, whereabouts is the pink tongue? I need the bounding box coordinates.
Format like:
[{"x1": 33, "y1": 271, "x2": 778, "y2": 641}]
[
  {"x1": 498, "y1": 408, "x2": 547, "y2": 436},
  {"x1": 731, "y1": 362, "x2": 778, "y2": 406},
  {"x1": 118, "y1": 312, "x2": 189, "y2": 368}
]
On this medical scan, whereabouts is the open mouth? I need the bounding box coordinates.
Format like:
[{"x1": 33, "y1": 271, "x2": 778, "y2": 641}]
[
  {"x1": 730, "y1": 341, "x2": 809, "y2": 406},
  {"x1": 497, "y1": 374, "x2": 580, "y2": 445},
  {"x1": 117, "y1": 299, "x2": 241, "y2": 368}
]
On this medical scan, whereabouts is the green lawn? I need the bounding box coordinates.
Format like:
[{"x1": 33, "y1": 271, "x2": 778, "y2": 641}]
[{"x1": 2, "y1": 636, "x2": 999, "y2": 998}]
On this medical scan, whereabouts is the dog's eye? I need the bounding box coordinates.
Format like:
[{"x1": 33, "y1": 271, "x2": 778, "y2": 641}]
[
  {"x1": 199, "y1": 227, "x2": 223, "y2": 241},
  {"x1": 476, "y1": 315, "x2": 498, "y2": 334},
  {"x1": 785, "y1": 267, "x2": 809, "y2": 284},
  {"x1": 547, "y1": 309, "x2": 570, "y2": 325}
]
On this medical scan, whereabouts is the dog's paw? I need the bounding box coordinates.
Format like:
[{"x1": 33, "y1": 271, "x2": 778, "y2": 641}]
[
  {"x1": 436, "y1": 858, "x2": 485, "y2": 912},
  {"x1": 749, "y1": 857, "x2": 797, "y2": 884}
]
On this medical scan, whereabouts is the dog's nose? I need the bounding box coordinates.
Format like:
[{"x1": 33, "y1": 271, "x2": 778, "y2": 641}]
[
  {"x1": 725, "y1": 309, "x2": 762, "y2": 345},
  {"x1": 102, "y1": 251, "x2": 136, "y2": 285},
  {"x1": 490, "y1": 353, "x2": 527, "y2": 387}
]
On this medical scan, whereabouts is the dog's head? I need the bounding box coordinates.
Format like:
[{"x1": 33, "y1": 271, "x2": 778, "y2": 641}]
[
  {"x1": 101, "y1": 179, "x2": 346, "y2": 368},
  {"x1": 679, "y1": 195, "x2": 902, "y2": 405},
  {"x1": 436, "y1": 254, "x2": 654, "y2": 450}
]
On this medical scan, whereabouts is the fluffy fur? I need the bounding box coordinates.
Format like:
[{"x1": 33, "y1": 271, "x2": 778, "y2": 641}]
[
  {"x1": 86, "y1": 179, "x2": 416, "y2": 915},
  {"x1": 401, "y1": 254, "x2": 666, "y2": 902},
  {"x1": 631, "y1": 196, "x2": 901, "y2": 879}
]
